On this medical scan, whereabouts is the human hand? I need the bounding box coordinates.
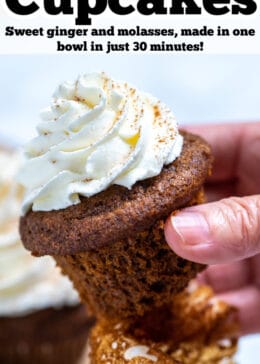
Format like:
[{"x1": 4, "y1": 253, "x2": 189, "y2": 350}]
[{"x1": 164, "y1": 122, "x2": 260, "y2": 335}]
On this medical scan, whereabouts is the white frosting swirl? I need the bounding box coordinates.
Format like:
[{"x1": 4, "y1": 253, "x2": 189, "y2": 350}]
[
  {"x1": 0, "y1": 151, "x2": 79, "y2": 317},
  {"x1": 19, "y1": 72, "x2": 183, "y2": 213}
]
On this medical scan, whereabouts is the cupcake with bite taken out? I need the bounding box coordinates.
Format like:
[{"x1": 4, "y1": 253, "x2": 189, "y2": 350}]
[{"x1": 19, "y1": 72, "x2": 213, "y2": 320}]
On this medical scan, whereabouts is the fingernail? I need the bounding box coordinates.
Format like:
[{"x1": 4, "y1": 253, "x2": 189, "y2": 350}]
[{"x1": 171, "y1": 210, "x2": 211, "y2": 246}]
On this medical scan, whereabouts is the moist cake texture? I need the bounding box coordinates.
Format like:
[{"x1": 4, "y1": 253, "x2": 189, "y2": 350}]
[{"x1": 55, "y1": 216, "x2": 204, "y2": 319}]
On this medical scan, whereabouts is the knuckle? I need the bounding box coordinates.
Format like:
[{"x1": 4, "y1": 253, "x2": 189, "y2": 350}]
[{"x1": 217, "y1": 196, "x2": 260, "y2": 257}]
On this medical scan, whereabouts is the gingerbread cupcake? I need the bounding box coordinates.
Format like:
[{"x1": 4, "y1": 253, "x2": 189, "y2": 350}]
[
  {"x1": 19, "y1": 72, "x2": 212, "y2": 319},
  {"x1": 0, "y1": 150, "x2": 94, "y2": 364}
]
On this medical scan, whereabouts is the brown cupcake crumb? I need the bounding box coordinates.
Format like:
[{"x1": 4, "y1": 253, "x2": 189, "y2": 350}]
[{"x1": 55, "y1": 210, "x2": 204, "y2": 320}]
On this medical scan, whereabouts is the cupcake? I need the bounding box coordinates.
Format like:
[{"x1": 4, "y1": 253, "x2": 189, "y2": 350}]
[
  {"x1": 0, "y1": 150, "x2": 94, "y2": 364},
  {"x1": 19, "y1": 72, "x2": 213, "y2": 319},
  {"x1": 85, "y1": 283, "x2": 238, "y2": 364}
]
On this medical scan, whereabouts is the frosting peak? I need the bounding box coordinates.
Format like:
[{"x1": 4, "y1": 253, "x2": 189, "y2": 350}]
[{"x1": 19, "y1": 72, "x2": 183, "y2": 213}]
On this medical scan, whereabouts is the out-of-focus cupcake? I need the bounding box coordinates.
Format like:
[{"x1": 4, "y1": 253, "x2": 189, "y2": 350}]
[
  {"x1": 19, "y1": 73, "x2": 212, "y2": 320},
  {"x1": 0, "y1": 150, "x2": 94, "y2": 364}
]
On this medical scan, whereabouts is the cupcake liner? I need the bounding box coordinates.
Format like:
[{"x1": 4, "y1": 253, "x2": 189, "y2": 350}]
[
  {"x1": 86, "y1": 284, "x2": 238, "y2": 364},
  {"x1": 1, "y1": 332, "x2": 87, "y2": 364},
  {"x1": 0, "y1": 305, "x2": 94, "y2": 364},
  {"x1": 55, "y1": 190, "x2": 205, "y2": 320}
]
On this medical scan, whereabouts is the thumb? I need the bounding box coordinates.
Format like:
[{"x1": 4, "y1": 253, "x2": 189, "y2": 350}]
[{"x1": 164, "y1": 196, "x2": 260, "y2": 265}]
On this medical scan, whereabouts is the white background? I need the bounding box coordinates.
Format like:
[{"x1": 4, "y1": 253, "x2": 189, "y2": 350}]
[{"x1": 0, "y1": 54, "x2": 259, "y2": 362}]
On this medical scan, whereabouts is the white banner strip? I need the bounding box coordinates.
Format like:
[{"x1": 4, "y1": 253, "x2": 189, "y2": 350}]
[{"x1": 0, "y1": 1, "x2": 259, "y2": 54}]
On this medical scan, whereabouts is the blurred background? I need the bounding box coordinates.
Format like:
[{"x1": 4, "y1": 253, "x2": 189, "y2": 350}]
[
  {"x1": 0, "y1": 54, "x2": 260, "y2": 143},
  {"x1": 1, "y1": 55, "x2": 260, "y2": 142},
  {"x1": 0, "y1": 54, "x2": 259, "y2": 362}
]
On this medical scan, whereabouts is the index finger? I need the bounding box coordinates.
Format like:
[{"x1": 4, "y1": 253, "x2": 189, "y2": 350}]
[{"x1": 182, "y1": 122, "x2": 260, "y2": 183}]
